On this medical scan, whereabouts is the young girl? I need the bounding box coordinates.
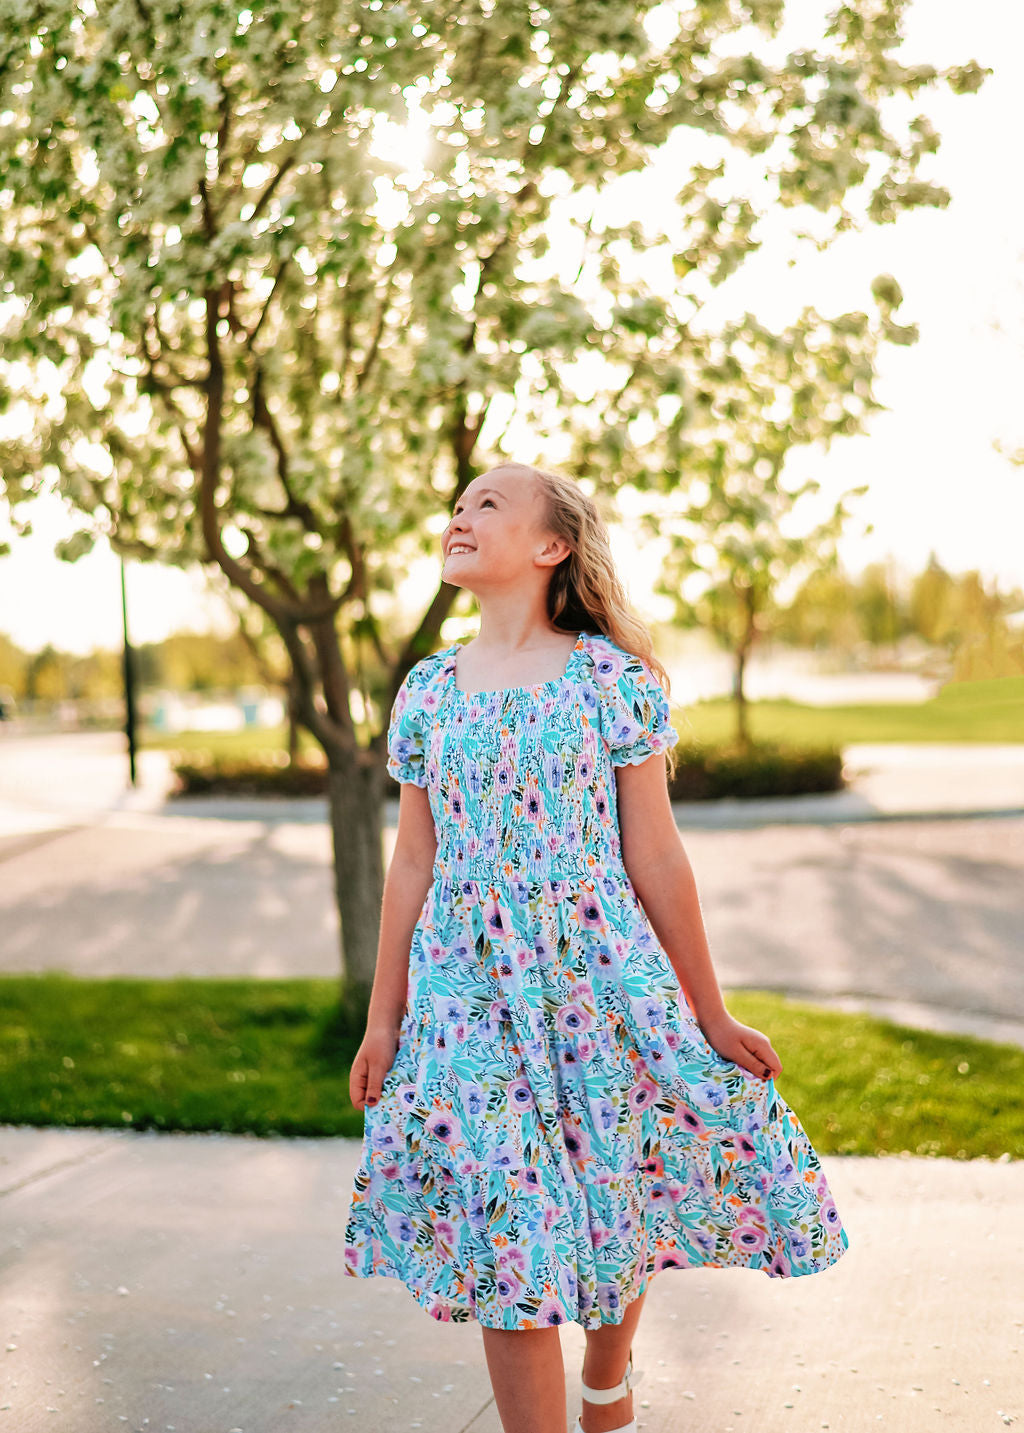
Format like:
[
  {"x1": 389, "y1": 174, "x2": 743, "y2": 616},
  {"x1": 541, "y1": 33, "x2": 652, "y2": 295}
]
[{"x1": 344, "y1": 461, "x2": 849, "y2": 1433}]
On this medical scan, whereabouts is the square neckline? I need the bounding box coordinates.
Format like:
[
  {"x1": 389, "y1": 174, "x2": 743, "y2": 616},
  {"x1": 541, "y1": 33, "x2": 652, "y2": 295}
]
[{"x1": 448, "y1": 630, "x2": 588, "y2": 699}]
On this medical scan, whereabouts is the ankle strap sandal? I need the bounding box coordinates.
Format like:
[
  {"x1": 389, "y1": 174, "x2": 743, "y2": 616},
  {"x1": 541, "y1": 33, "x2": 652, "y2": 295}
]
[{"x1": 574, "y1": 1353, "x2": 643, "y2": 1433}]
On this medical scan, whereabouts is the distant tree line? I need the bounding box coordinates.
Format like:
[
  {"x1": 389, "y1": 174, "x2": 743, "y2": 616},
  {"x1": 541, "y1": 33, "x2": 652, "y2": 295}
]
[{"x1": 773, "y1": 554, "x2": 1024, "y2": 680}]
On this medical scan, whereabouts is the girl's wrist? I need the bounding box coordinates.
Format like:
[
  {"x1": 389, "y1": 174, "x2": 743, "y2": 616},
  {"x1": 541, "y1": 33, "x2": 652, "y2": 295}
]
[{"x1": 694, "y1": 1000, "x2": 729, "y2": 1034}]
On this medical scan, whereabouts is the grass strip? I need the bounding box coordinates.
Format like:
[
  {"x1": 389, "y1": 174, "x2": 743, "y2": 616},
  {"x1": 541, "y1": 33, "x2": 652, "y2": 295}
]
[{"x1": 0, "y1": 974, "x2": 1020, "y2": 1158}]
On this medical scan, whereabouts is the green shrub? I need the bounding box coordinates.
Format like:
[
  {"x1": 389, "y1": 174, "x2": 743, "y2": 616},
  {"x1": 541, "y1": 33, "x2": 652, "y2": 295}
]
[
  {"x1": 667, "y1": 741, "x2": 845, "y2": 801},
  {"x1": 171, "y1": 751, "x2": 328, "y2": 797}
]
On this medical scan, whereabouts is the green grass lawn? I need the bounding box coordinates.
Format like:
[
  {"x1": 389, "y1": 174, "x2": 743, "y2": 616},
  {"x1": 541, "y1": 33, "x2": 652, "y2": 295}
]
[
  {"x1": 143, "y1": 676, "x2": 1024, "y2": 756},
  {"x1": 676, "y1": 675, "x2": 1024, "y2": 746},
  {"x1": 1, "y1": 974, "x2": 1019, "y2": 1158}
]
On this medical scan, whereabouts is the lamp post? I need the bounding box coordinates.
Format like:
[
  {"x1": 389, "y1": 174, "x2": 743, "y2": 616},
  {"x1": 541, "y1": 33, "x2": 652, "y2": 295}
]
[{"x1": 120, "y1": 554, "x2": 137, "y2": 786}]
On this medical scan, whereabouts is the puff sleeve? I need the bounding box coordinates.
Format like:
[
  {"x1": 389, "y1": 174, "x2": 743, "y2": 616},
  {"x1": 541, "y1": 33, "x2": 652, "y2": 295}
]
[
  {"x1": 385, "y1": 664, "x2": 430, "y2": 786},
  {"x1": 592, "y1": 642, "x2": 678, "y2": 767}
]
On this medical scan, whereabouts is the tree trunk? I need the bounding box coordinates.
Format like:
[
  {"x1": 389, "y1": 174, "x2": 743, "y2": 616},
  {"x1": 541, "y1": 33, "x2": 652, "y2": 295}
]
[
  {"x1": 734, "y1": 645, "x2": 749, "y2": 747},
  {"x1": 286, "y1": 679, "x2": 301, "y2": 766},
  {"x1": 325, "y1": 752, "x2": 387, "y2": 1003}
]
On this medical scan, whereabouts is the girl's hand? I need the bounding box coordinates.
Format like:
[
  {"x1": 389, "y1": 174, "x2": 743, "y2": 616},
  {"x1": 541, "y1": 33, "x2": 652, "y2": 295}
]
[
  {"x1": 700, "y1": 1011, "x2": 782, "y2": 1080},
  {"x1": 349, "y1": 1025, "x2": 400, "y2": 1111}
]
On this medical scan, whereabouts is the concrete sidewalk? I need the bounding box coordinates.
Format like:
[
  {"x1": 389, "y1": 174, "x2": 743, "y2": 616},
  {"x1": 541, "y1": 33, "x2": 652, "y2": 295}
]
[{"x1": 1, "y1": 1126, "x2": 1020, "y2": 1433}]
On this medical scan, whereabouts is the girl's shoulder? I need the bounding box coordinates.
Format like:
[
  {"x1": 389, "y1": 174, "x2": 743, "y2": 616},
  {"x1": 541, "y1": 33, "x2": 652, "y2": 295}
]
[
  {"x1": 578, "y1": 630, "x2": 662, "y2": 690},
  {"x1": 393, "y1": 644, "x2": 454, "y2": 710}
]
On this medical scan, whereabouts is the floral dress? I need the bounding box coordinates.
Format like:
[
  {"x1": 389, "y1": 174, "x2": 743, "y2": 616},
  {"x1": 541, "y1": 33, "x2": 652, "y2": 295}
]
[{"x1": 343, "y1": 629, "x2": 849, "y2": 1329}]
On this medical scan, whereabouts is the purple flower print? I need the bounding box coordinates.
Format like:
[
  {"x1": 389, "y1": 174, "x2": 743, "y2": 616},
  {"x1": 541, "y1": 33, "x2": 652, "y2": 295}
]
[
  {"x1": 578, "y1": 680, "x2": 599, "y2": 715},
  {"x1": 523, "y1": 779, "x2": 544, "y2": 822},
  {"x1": 788, "y1": 1231, "x2": 811, "y2": 1259},
  {"x1": 597, "y1": 1098, "x2": 616, "y2": 1131},
  {"x1": 372, "y1": 1123, "x2": 401, "y2": 1150},
  {"x1": 451, "y1": 935, "x2": 474, "y2": 964},
  {"x1": 507, "y1": 1078, "x2": 535, "y2": 1111},
  {"x1": 593, "y1": 648, "x2": 627, "y2": 680},
  {"x1": 398, "y1": 1084, "x2": 418, "y2": 1109},
  {"x1": 767, "y1": 1249, "x2": 789, "y2": 1277},
  {"x1": 626, "y1": 1078, "x2": 657, "y2": 1112},
  {"x1": 696, "y1": 1079, "x2": 726, "y2": 1109},
  {"x1": 467, "y1": 1193, "x2": 487, "y2": 1230},
  {"x1": 497, "y1": 1244, "x2": 527, "y2": 1273},
  {"x1": 494, "y1": 760, "x2": 514, "y2": 794},
  {"x1": 543, "y1": 752, "x2": 564, "y2": 789},
  {"x1": 555, "y1": 1002, "x2": 593, "y2": 1034},
  {"x1": 492, "y1": 1143, "x2": 517, "y2": 1167},
  {"x1": 653, "y1": 1248, "x2": 688, "y2": 1272},
  {"x1": 820, "y1": 1198, "x2": 841, "y2": 1231},
  {"x1": 433, "y1": 1219, "x2": 456, "y2": 1257},
  {"x1": 465, "y1": 1085, "x2": 485, "y2": 1116},
  {"x1": 495, "y1": 1269, "x2": 523, "y2": 1305},
  {"x1": 387, "y1": 1212, "x2": 415, "y2": 1244},
  {"x1": 424, "y1": 1109, "x2": 462, "y2": 1146},
  {"x1": 575, "y1": 754, "x2": 593, "y2": 784},
  {"x1": 576, "y1": 892, "x2": 604, "y2": 931},
  {"x1": 732, "y1": 1132, "x2": 759, "y2": 1162},
  {"x1": 610, "y1": 715, "x2": 641, "y2": 750},
  {"x1": 594, "y1": 945, "x2": 616, "y2": 972},
  {"x1": 483, "y1": 897, "x2": 513, "y2": 938},
  {"x1": 562, "y1": 1123, "x2": 591, "y2": 1161},
  {"x1": 537, "y1": 1299, "x2": 567, "y2": 1325},
  {"x1": 674, "y1": 1104, "x2": 709, "y2": 1138},
  {"x1": 390, "y1": 735, "x2": 416, "y2": 765},
  {"x1": 463, "y1": 757, "x2": 482, "y2": 798}
]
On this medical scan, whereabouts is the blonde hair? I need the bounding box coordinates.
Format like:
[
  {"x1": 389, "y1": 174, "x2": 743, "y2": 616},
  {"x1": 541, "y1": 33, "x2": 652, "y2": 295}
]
[{"x1": 490, "y1": 461, "x2": 677, "y2": 773}]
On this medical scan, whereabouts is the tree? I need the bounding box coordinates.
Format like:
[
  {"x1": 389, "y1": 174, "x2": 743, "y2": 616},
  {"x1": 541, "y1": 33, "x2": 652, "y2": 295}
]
[{"x1": 0, "y1": 1, "x2": 984, "y2": 997}]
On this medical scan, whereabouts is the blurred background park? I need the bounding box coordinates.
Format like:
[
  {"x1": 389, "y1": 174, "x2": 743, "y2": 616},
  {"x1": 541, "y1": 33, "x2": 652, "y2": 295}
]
[{"x1": 0, "y1": 0, "x2": 1022, "y2": 1157}]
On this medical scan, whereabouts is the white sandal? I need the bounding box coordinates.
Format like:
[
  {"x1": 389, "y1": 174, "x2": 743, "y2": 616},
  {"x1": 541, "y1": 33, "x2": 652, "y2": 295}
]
[{"x1": 574, "y1": 1352, "x2": 644, "y2": 1433}]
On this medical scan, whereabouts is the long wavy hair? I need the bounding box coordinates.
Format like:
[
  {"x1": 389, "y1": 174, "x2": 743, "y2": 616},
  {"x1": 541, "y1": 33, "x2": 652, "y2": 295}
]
[{"x1": 492, "y1": 461, "x2": 677, "y2": 771}]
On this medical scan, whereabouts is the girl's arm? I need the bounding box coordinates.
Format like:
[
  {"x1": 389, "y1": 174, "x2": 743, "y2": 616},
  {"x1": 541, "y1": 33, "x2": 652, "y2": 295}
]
[
  {"x1": 348, "y1": 782, "x2": 437, "y2": 1111},
  {"x1": 616, "y1": 754, "x2": 782, "y2": 1080}
]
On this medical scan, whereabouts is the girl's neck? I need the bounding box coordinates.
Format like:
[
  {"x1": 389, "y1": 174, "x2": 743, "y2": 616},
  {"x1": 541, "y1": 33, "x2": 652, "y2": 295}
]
[{"x1": 471, "y1": 596, "x2": 565, "y2": 654}]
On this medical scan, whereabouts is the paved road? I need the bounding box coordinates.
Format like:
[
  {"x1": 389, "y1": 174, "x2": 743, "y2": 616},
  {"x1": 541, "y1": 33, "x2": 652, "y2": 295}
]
[
  {"x1": 1, "y1": 1127, "x2": 1021, "y2": 1433},
  {"x1": 2, "y1": 731, "x2": 1024, "y2": 1047}
]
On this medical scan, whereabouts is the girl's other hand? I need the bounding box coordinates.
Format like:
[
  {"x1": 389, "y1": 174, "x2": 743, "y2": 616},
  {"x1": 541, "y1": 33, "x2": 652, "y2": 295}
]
[
  {"x1": 349, "y1": 1025, "x2": 400, "y2": 1111},
  {"x1": 699, "y1": 1011, "x2": 782, "y2": 1080}
]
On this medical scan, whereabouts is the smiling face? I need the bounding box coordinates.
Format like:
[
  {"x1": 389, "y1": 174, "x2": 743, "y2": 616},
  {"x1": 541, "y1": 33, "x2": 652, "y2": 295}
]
[{"x1": 441, "y1": 465, "x2": 569, "y2": 594}]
